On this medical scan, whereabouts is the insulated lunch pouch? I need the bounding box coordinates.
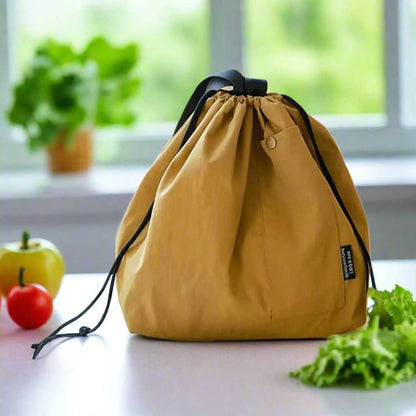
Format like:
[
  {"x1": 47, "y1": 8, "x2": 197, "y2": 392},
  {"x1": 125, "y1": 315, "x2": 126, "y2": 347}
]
[{"x1": 32, "y1": 70, "x2": 376, "y2": 358}]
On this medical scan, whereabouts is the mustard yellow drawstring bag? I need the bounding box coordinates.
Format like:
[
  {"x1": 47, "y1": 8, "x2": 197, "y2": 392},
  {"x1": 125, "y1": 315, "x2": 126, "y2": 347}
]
[{"x1": 32, "y1": 70, "x2": 376, "y2": 358}]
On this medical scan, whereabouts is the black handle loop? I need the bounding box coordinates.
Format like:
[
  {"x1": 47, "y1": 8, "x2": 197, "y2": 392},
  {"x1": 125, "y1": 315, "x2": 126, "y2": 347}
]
[
  {"x1": 174, "y1": 69, "x2": 267, "y2": 135},
  {"x1": 245, "y1": 77, "x2": 268, "y2": 96}
]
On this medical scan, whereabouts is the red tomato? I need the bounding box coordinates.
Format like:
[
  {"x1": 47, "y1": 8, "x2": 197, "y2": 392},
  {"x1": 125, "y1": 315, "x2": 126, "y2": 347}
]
[{"x1": 7, "y1": 267, "x2": 53, "y2": 329}]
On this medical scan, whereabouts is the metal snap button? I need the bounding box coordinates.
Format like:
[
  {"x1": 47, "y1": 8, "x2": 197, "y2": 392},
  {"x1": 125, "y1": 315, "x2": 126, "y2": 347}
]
[{"x1": 265, "y1": 136, "x2": 277, "y2": 149}]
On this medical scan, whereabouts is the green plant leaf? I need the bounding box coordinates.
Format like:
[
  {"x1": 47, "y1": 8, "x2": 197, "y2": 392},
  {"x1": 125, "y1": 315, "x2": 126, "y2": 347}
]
[
  {"x1": 36, "y1": 39, "x2": 77, "y2": 65},
  {"x1": 27, "y1": 119, "x2": 58, "y2": 152},
  {"x1": 81, "y1": 36, "x2": 139, "y2": 80},
  {"x1": 95, "y1": 76, "x2": 140, "y2": 126},
  {"x1": 8, "y1": 56, "x2": 51, "y2": 126}
]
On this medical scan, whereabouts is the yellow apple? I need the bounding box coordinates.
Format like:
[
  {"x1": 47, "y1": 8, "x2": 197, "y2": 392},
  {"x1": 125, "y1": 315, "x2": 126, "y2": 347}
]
[{"x1": 0, "y1": 231, "x2": 65, "y2": 298}]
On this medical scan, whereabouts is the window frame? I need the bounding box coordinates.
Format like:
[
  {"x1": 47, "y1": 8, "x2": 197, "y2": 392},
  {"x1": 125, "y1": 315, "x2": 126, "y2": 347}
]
[
  {"x1": 0, "y1": 0, "x2": 11, "y2": 168},
  {"x1": 0, "y1": 0, "x2": 415, "y2": 170}
]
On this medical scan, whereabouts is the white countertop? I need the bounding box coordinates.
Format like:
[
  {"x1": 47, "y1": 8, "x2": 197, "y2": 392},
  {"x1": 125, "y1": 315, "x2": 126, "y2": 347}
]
[{"x1": 0, "y1": 260, "x2": 416, "y2": 416}]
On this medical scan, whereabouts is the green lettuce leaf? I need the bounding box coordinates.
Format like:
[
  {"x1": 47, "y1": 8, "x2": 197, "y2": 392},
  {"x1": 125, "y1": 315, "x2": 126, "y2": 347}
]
[
  {"x1": 291, "y1": 285, "x2": 416, "y2": 389},
  {"x1": 368, "y1": 285, "x2": 416, "y2": 329},
  {"x1": 396, "y1": 321, "x2": 416, "y2": 361}
]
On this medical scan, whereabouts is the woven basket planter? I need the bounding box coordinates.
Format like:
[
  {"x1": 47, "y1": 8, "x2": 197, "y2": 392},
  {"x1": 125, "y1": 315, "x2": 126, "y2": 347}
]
[{"x1": 47, "y1": 129, "x2": 93, "y2": 174}]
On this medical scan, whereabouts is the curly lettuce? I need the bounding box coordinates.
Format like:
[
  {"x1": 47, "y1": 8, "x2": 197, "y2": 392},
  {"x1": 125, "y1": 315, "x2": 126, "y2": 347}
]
[
  {"x1": 290, "y1": 285, "x2": 416, "y2": 389},
  {"x1": 368, "y1": 285, "x2": 416, "y2": 329}
]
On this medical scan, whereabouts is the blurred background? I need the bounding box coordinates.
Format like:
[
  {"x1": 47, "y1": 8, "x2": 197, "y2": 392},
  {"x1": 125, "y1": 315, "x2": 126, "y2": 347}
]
[
  {"x1": 11, "y1": 0, "x2": 384, "y2": 121},
  {"x1": 0, "y1": 0, "x2": 415, "y2": 273}
]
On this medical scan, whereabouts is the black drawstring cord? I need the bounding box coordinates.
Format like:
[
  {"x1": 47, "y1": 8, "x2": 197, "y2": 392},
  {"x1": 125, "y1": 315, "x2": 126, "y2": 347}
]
[
  {"x1": 178, "y1": 89, "x2": 217, "y2": 145},
  {"x1": 31, "y1": 202, "x2": 154, "y2": 359},
  {"x1": 31, "y1": 273, "x2": 117, "y2": 359},
  {"x1": 281, "y1": 94, "x2": 376, "y2": 290},
  {"x1": 30, "y1": 90, "x2": 216, "y2": 360}
]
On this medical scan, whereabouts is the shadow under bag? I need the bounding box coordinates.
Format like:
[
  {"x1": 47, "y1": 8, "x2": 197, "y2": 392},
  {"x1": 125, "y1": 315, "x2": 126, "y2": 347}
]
[{"x1": 32, "y1": 70, "x2": 376, "y2": 358}]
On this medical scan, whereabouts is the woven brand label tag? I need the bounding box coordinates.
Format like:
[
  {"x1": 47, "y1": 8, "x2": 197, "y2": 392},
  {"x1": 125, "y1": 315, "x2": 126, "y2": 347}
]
[{"x1": 340, "y1": 245, "x2": 356, "y2": 280}]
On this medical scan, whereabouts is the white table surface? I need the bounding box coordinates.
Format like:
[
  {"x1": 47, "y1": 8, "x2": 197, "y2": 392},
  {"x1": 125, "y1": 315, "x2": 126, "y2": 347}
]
[{"x1": 1, "y1": 260, "x2": 416, "y2": 416}]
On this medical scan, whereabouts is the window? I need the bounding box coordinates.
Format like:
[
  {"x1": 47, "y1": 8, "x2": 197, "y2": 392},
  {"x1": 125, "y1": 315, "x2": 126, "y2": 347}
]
[
  {"x1": 246, "y1": 0, "x2": 384, "y2": 116},
  {"x1": 0, "y1": 0, "x2": 415, "y2": 170},
  {"x1": 402, "y1": 0, "x2": 416, "y2": 126}
]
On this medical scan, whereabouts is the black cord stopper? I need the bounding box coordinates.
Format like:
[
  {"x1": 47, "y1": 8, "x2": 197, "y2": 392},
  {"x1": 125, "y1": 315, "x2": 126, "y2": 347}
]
[{"x1": 79, "y1": 326, "x2": 90, "y2": 335}]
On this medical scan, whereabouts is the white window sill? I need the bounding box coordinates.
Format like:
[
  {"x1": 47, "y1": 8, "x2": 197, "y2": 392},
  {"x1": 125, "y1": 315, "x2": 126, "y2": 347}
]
[{"x1": 1, "y1": 157, "x2": 416, "y2": 221}]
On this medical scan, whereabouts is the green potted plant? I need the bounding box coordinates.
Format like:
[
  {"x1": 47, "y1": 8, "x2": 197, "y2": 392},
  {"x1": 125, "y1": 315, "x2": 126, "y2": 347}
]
[{"x1": 8, "y1": 37, "x2": 141, "y2": 173}]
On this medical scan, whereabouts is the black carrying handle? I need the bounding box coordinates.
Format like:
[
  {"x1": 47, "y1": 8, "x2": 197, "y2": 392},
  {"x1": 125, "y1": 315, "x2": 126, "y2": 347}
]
[{"x1": 174, "y1": 69, "x2": 267, "y2": 134}]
